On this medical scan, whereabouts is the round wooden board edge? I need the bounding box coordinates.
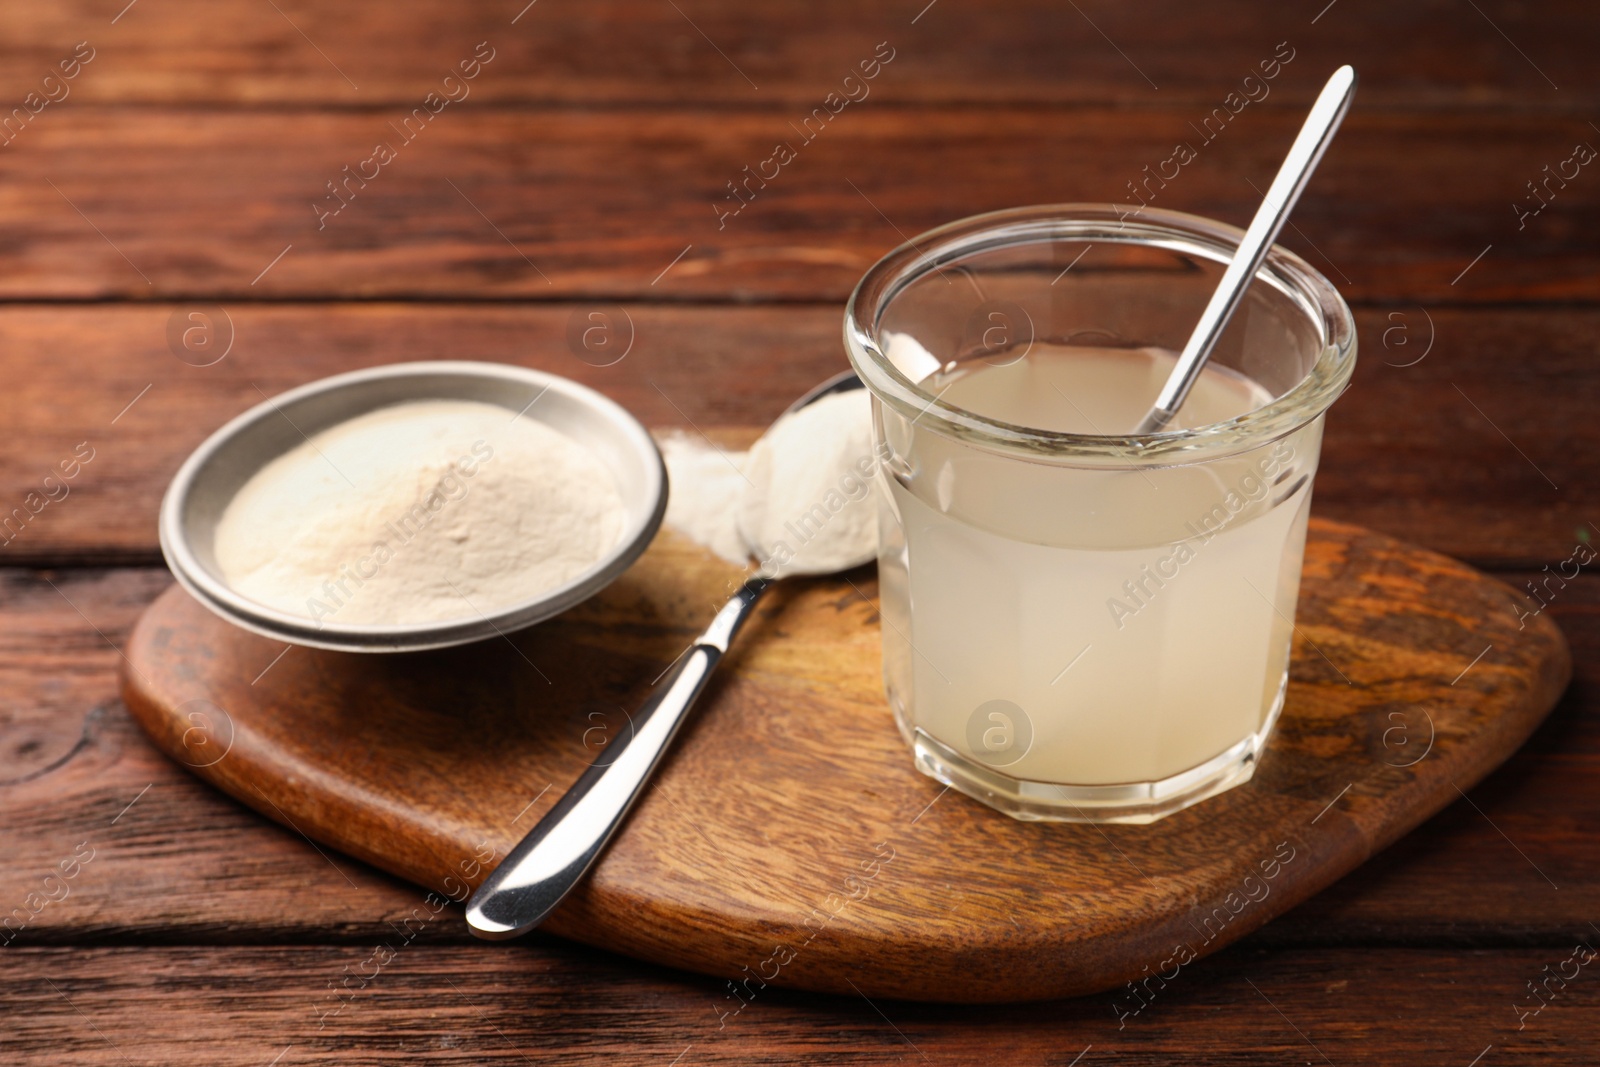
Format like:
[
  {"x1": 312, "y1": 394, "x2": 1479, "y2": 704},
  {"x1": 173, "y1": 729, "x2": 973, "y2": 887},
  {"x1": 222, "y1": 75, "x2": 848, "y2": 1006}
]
[{"x1": 118, "y1": 518, "x2": 1573, "y2": 1003}]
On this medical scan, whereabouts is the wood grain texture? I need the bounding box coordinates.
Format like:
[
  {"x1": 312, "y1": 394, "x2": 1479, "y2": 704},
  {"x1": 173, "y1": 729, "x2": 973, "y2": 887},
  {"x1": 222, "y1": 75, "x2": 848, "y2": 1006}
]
[
  {"x1": 0, "y1": 566, "x2": 1592, "y2": 950},
  {"x1": 0, "y1": 0, "x2": 1591, "y2": 1057},
  {"x1": 0, "y1": 107, "x2": 1592, "y2": 301},
  {"x1": 8, "y1": 943, "x2": 1598, "y2": 1066},
  {"x1": 117, "y1": 519, "x2": 1569, "y2": 1000},
  {"x1": 0, "y1": 568, "x2": 431, "y2": 946},
  {"x1": 1, "y1": 0, "x2": 1595, "y2": 108},
  {"x1": 1, "y1": 305, "x2": 1594, "y2": 568}
]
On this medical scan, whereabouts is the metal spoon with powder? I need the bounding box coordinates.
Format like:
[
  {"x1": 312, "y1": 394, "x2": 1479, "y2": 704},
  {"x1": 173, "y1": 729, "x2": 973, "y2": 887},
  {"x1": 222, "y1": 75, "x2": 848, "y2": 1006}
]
[{"x1": 467, "y1": 372, "x2": 875, "y2": 940}]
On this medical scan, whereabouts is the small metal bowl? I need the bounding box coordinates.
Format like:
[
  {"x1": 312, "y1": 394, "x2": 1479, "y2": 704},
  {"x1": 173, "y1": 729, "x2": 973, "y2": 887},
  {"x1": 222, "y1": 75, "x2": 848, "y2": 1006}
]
[{"x1": 159, "y1": 361, "x2": 667, "y2": 653}]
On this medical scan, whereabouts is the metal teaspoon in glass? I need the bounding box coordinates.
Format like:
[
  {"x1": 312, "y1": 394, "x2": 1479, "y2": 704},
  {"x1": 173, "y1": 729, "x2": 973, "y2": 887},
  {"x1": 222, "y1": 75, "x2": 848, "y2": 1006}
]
[{"x1": 1134, "y1": 65, "x2": 1356, "y2": 434}]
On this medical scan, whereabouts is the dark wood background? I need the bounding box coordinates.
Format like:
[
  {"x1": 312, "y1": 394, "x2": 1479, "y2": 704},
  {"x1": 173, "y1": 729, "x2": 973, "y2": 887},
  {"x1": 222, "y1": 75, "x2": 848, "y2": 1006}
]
[{"x1": 2, "y1": 1, "x2": 1597, "y2": 1063}]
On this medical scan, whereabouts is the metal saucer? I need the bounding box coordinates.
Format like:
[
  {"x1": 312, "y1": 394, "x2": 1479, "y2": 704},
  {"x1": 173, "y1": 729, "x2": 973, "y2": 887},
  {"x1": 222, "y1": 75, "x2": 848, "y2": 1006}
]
[{"x1": 159, "y1": 361, "x2": 667, "y2": 653}]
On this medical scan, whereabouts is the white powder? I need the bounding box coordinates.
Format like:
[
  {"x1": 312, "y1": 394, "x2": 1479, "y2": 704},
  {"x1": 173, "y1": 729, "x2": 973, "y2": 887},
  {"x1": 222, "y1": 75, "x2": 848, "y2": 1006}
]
[
  {"x1": 656, "y1": 431, "x2": 751, "y2": 564},
  {"x1": 214, "y1": 399, "x2": 626, "y2": 626},
  {"x1": 738, "y1": 388, "x2": 880, "y2": 577},
  {"x1": 655, "y1": 390, "x2": 881, "y2": 576}
]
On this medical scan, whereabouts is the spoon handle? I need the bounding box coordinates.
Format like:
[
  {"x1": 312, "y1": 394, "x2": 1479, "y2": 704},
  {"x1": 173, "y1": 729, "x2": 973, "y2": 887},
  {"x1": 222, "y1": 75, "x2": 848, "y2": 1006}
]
[
  {"x1": 465, "y1": 576, "x2": 771, "y2": 940},
  {"x1": 1136, "y1": 65, "x2": 1356, "y2": 434}
]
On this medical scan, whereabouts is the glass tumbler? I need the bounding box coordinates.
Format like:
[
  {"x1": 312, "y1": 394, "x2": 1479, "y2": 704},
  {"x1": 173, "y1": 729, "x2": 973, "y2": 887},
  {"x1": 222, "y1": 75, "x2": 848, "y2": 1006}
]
[{"x1": 844, "y1": 204, "x2": 1357, "y2": 823}]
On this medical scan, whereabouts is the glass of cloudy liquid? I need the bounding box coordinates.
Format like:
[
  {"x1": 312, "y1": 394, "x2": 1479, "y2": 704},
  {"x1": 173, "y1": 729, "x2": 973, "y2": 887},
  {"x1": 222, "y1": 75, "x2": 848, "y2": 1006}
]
[{"x1": 844, "y1": 204, "x2": 1356, "y2": 823}]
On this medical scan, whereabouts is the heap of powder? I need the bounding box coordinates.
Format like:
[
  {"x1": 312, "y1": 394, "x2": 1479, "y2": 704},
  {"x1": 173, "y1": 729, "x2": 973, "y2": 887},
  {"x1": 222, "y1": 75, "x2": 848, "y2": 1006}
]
[
  {"x1": 655, "y1": 431, "x2": 751, "y2": 564},
  {"x1": 657, "y1": 392, "x2": 879, "y2": 574},
  {"x1": 737, "y1": 388, "x2": 878, "y2": 577},
  {"x1": 213, "y1": 399, "x2": 626, "y2": 626}
]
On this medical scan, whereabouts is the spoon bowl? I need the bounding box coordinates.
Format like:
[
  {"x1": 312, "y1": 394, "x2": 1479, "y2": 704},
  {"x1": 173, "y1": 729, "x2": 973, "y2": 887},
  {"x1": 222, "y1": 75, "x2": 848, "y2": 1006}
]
[{"x1": 737, "y1": 371, "x2": 876, "y2": 578}]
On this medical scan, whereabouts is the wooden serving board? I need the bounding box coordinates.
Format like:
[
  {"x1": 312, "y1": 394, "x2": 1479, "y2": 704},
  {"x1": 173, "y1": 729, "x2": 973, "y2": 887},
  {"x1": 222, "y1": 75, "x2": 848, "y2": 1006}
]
[{"x1": 120, "y1": 516, "x2": 1569, "y2": 1003}]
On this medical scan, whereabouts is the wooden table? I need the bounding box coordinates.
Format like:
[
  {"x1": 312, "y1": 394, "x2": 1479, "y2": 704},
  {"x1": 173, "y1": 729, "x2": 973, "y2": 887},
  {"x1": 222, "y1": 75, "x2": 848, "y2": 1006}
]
[{"x1": 2, "y1": 2, "x2": 1596, "y2": 1062}]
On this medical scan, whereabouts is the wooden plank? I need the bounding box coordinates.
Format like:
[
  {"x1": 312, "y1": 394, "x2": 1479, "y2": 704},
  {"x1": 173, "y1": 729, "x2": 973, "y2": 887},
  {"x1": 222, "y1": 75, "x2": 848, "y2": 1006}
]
[
  {"x1": 0, "y1": 107, "x2": 1594, "y2": 302},
  {"x1": 0, "y1": 304, "x2": 1592, "y2": 568},
  {"x1": 0, "y1": 304, "x2": 845, "y2": 564},
  {"x1": 0, "y1": 566, "x2": 1594, "y2": 949},
  {"x1": 3, "y1": 944, "x2": 1597, "y2": 1063},
  {"x1": 0, "y1": 0, "x2": 1594, "y2": 108},
  {"x1": 0, "y1": 568, "x2": 428, "y2": 945}
]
